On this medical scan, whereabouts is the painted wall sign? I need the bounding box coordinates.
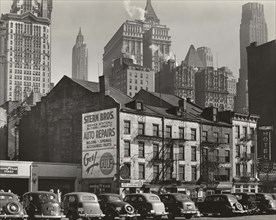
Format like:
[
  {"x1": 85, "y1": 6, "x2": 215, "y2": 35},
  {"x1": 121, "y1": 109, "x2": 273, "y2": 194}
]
[
  {"x1": 82, "y1": 108, "x2": 117, "y2": 179},
  {"x1": 259, "y1": 128, "x2": 272, "y2": 160},
  {"x1": 0, "y1": 166, "x2": 18, "y2": 174}
]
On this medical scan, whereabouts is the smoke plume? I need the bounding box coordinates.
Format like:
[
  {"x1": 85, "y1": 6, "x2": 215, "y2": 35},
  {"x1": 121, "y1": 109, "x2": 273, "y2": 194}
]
[{"x1": 124, "y1": 0, "x2": 146, "y2": 20}]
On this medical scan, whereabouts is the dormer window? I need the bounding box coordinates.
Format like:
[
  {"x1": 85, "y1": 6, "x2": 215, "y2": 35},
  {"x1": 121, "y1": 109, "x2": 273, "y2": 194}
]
[{"x1": 136, "y1": 101, "x2": 143, "y2": 111}]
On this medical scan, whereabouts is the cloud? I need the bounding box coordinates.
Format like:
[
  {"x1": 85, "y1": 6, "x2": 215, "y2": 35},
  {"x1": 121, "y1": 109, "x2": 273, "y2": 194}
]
[{"x1": 123, "y1": 0, "x2": 146, "y2": 20}]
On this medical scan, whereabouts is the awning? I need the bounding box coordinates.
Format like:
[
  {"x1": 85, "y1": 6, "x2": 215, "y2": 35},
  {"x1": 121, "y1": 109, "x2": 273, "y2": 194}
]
[{"x1": 216, "y1": 182, "x2": 233, "y2": 189}]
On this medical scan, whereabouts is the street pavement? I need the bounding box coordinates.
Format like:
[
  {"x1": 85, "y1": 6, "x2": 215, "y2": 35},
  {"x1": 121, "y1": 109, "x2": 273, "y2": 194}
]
[{"x1": 172, "y1": 214, "x2": 276, "y2": 220}]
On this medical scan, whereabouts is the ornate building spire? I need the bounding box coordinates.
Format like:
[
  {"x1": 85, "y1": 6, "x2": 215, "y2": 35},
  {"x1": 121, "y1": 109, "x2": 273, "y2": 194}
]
[
  {"x1": 144, "y1": 0, "x2": 160, "y2": 23},
  {"x1": 76, "y1": 27, "x2": 84, "y2": 45}
]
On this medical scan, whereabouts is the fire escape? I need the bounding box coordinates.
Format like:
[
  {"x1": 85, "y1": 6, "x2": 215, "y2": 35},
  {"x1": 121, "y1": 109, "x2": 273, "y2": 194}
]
[{"x1": 200, "y1": 134, "x2": 229, "y2": 186}]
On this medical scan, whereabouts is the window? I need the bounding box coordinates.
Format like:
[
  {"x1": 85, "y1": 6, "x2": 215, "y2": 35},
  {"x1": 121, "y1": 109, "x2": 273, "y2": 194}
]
[
  {"x1": 236, "y1": 145, "x2": 240, "y2": 157},
  {"x1": 225, "y1": 150, "x2": 230, "y2": 163},
  {"x1": 235, "y1": 126, "x2": 240, "y2": 138},
  {"x1": 202, "y1": 131, "x2": 208, "y2": 141},
  {"x1": 236, "y1": 163, "x2": 240, "y2": 176},
  {"x1": 214, "y1": 132, "x2": 219, "y2": 142},
  {"x1": 191, "y1": 128, "x2": 196, "y2": 141},
  {"x1": 191, "y1": 146, "x2": 197, "y2": 161},
  {"x1": 166, "y1": 166, "x2": 172, "y2": 180},
  {"x1": 138, "y1": 142, "x2": 145, "y2": 158},
  {"x1": 153, "y1": 165, "x2": 159, "y2": 179},
  {"x1": 249, "y1": 127, "x2": 255, "y2": 139},
  {"x1": 153, "y1": 124, "x2": 159, "y2": 136},
  {"x1": 179, "y1": 145, "x2": 185, "y2": 160},
  {"x1": 124, "y1": 141, "x2": 130, "y2": 157},
  {"x1": 225, "y1": 168, "x2": 230, "y2": 181},
  {"x1": 243, "y1": 126, "x2": 247, "y2": 139},
  {"x1": 165, "y1": 146, "x2": 171, "y2": 160},
  {"x1": 179, "y1": 127, "x2": 184, "y2": 139},
  {"x1": 138, "y1": 122, "x2": 145, "y2": 135},
  {"x1": 124, "y1": 121, "x2": 130, "y2": 134},
  {"x1": 153, "y1": 144, "x2": 159, "y2": 158},
  {"x1": 191, "y1": 166, "x2": 197, "y2": 181},
  {"x1": 215, "y1": 149, "x2": 219, "y2": 162},
  {"x1": 139, "y1": 163, "x2": 145, "y2": 179},
  {"x1": 179, "y1": 165, "x2": 185, "y2": 181},
  {"x1": 225, "y1": 133, "x2": 230, "y2": 143},
  {"x1": 165, "y1": 126, "x2": 172, "y2": 138}
]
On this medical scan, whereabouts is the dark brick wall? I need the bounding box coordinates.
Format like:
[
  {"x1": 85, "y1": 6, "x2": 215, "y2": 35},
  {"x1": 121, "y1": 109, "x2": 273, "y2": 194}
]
[{"x1": 19, "y1": 77, "x2": 118, "y2": 163}]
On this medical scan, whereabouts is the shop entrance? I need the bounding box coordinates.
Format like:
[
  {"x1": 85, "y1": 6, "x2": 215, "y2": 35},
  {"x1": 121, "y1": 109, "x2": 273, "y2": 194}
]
[
  {"x1": 0, "y1": 178, "x2": 28, "y2": 196},
  {"x1": 38, "y1": 178, "x2": 75, "y2": 195}
]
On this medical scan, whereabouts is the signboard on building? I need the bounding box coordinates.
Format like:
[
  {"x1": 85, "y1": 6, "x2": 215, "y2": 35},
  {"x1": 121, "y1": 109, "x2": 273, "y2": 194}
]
[
  {"x1": 259, "y1": 126, "x2": 272, "y2": 160},
  {"x1": 82, "y1": 108, "x2": 117, "y2": 179},
  {"x1": 121, "y1": 180, "x2": 143, "y2": 188},
  {"x1": 0, "y1": 166, "x2": 18, "y2": 174}
]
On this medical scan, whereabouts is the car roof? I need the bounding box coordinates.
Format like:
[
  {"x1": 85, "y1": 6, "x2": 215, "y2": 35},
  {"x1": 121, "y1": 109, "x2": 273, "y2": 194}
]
[
  {"x1": 64, "y1": 192, "x2": 97, "y2": 197},
  {"x1": 23, "y1": 191, "x2": 56, "y2": 196},
  {"x1": 160, "y1": 193, "x2": 189, "y2": 196},
  {"x1": 98, "y1": 193, "x2": 120, "y2": 196}
]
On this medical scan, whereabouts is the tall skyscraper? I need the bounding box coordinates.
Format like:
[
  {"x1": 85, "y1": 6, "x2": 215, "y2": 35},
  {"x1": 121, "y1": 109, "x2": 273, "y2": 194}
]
[
  {"x1": 103, "y1": 0, "x2": 171, "y2": 80},
  {"x1": 197, "y1": 47, "x2": 213, "y2": 68},
  {"x1": 72, "y1": 28, "x2": 88, "y2": 81},
  {"x1": 235, "y1": 2, "x2": 268, "y2": 113},
  {"x1": 0, "y1": 0, "x2": 53, "y2": 105}
]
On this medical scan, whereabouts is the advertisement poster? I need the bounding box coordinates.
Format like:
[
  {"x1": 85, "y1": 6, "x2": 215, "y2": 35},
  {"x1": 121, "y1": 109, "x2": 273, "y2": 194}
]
[{"x1": 82, "y1": 108, "x2": 117, "y2": 179}]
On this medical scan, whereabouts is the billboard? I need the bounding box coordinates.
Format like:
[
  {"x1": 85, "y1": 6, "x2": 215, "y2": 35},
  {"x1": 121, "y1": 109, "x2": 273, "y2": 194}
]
[{"x1": 82, "y1": 108, "x2": 117, "y2": 179}]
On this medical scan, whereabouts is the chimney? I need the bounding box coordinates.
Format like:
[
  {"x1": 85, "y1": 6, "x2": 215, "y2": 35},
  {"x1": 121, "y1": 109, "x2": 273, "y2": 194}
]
[{"x1": 99, "y1": 75, "x2": 110, "y2": 95}]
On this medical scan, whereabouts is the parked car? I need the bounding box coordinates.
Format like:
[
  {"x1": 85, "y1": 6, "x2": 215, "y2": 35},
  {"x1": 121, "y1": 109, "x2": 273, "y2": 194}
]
[
  {"x1": 232, "y1": 192, "x2": 258, "y2": 214},
  {"x1": 159, "y1": 193, "x2": 197, "y2": 219},
  {"x1": 62, "y1": 192, "x2": 104, "y2": 220},
  {"x1": 197, "y1": 194, "x2": 246, "y2": 217},
  {"x1": 123, "y1": 193, "x2": 168, "y2": 220},
  {"x1": 22, "y1": 191, "x2": 65, "y2": 219},
  {"x1": 255, "y1": 193, "x2": 276, "y2": 214},
  {"x1": 98, "y1": 193, "x2": 139, "y2": 220},
  {"x1": 0, "y1": 191, "x2": 28, "y2": 220}
]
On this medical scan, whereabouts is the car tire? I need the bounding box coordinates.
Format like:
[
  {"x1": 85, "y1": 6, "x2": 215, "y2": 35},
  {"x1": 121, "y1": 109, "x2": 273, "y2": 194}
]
[
  {"x1": 124, "y1": 204, "x2": 134, "y2": 214},
  {"x1": 185, "y1": 214, "x2": 193, "y2": 219},
  {"x1": 5, "y1": 202, "x2": 19, "y2": 214},
  {"x1": 235, "y1": 202, "x2": 243, "y2": 211}
]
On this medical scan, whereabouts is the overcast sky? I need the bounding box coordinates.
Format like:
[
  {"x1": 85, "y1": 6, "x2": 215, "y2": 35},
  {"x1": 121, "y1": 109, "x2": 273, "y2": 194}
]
[{"x1": 0, "y1": 0, "x2": 275, "y2": 84}]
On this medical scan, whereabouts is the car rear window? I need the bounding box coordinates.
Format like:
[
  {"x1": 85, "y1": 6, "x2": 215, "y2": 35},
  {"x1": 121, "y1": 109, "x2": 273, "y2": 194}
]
[
  {"x1": 149, "y1": 195, "x2": 160, "y2": 201},
  {"x1": 175, "y1": 194, "x2": 191, "y2": 201},
  {"x1": 82, "y1": 196, "x2": 96, "y2": 201},
  {"x1": 109, "y1": 195, "x2": 121, "y2": 201}
]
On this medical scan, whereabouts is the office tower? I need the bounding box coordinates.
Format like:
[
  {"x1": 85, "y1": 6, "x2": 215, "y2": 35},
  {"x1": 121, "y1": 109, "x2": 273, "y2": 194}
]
[
  {"x1": 235, "y1": 2, "x2": 268, "y2": 113},
  {"x1": 197, "y1": 47, "x2": 213, "y2": 68},
  {"x1": 72, "y1": 28, "x2": 88, "y2": 81},
  {"x1": 110, "y1": 57, "x2": 155, "y2": 97},
  {"x1": 103, "y1": 0, "x2": 171, "y2": 80},
  {"x1": 0, "y1": 0, "x2": 53, "y2": 105},
  {"x1": 247, "y1": 40, "x2": 276, "y2": 163},
  {"x1": 195, "y1": 67, "x2": 228, "y2": 111},
  {"x1": 218, "y1": 67, "x2": 237, "y2": 111}
]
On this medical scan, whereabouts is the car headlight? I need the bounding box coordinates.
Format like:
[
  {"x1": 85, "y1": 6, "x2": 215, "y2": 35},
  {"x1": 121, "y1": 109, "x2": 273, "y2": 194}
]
[{"x1": 150, "y1": 210, "x2": 156, "y2": 214}]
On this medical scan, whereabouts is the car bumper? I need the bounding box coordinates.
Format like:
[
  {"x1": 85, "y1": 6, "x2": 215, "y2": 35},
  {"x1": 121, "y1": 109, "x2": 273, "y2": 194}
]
[
  {"x1": 180, "y1": 210, "x2": 197, "y2": 215},
  {"x1": 115, "y1": 213, "x2": 140, "y2": 219},
  {"x1": 79, "y1": 213, "x2": 105, "y2": 218},
  {"x1": 0, "y1": 214, "x2": 28, "y2": 219},
  {"x1": 147, "y1": 211, "x2": 168, "y2": 216},
  {"x1": 34, "y1": 214, "x2": 66, "y2": 218}
]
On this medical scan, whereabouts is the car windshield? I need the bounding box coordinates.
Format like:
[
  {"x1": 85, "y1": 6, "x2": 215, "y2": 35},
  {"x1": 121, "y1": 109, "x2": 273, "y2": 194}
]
[
  {"x1": 82, "y1": 196, "x2": 95, "y2": 201},
  {"x1": 149, "y1": 195, "x2": 160, "y2": 201},
  {"x1": 108, "y1": 195, "x2": 121, "y2": 201},
  {"x1": 175, "y1": 194, "x2": 191, "y2": 201},
  {"x1": 39, "y1": 193, "x2": 56, "y2": 201}
]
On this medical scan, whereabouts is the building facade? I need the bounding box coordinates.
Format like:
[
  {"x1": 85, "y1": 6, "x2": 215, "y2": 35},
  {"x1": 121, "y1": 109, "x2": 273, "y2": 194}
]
[
  {"x1": 72, "y1": 28, "x2": 88, "y2": 81},
  {"x1": 103, "y1": 0, "x2": 171, "y2": 79},
  {"x1": 195, "y1": 67, "x2": 228, "y2": 111},
  {"x1": 110, "y1": 57, "x2": 155, "y2": 97},
  {"x1": 197, "y1": 47, "x2": 213, "y2": 68},
  {"x1": 219, "y1": 67, "x2": 237, "y2": 111},
  {"x1": 247, "y1": 40, "x2": 276, "y2": 164},
  {"x1": 0, "y1": 0, "x2": 52, "y2": 105},
  {"x1": 235, "y1": 2, "x2": 268, "y2": 113}
]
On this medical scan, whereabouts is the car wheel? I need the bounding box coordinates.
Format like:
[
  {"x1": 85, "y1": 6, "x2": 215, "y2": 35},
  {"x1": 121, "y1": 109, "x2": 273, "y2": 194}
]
[
  {"x1": 235, "y1": 202, "x2": 243, "y2": 211},
  {"x1": 185, "y1": 214, "x2": 193, "y2": 219},
  {"x1": 168, "y1": 213, "x2": 175, "y2": 220},
  {"x1": 124, "y1": 204, "x2": 135, "y2": 214},
  {"x1": 5, "y1": 202, "x2": 20, "y2": 214}
]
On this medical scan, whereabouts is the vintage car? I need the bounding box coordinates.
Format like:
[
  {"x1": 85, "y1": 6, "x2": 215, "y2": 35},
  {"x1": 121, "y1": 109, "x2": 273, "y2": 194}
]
[
  {"x1": 98, "y1": 193, "x2": 139, "y2": 220},
  {"x1": 62, "y1": 192, "x2": 104, "y2": 220},
  {"x1": 255, "y1": 193, "x2": 276, "y2": 214},
  {"x1": 232, "y1": 192, "x2": 258, "y2": 214},
  {"x1": 22, "y1": 191, "x2": 65, "y2": 219},
  {"x1": 0, "y1": 191, "x2": 28, "y2": 219},
  {"x1": 159, "y1": 193, "x2": 197, "y2": 219},
  {"x1": 197, "y1": 194, "x2": 246, "y2": 217},
  {"x1": 123, "y1": 193, "x2": 168, "y2": 220}
]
